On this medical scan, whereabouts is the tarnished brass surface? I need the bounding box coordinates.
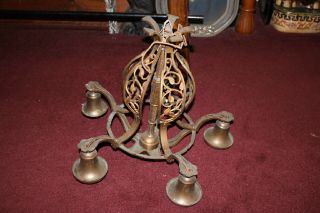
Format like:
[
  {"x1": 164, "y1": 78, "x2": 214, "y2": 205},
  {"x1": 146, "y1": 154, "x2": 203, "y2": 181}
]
[
  {"x1": 82, "y1": 91, "x2": 108, "y2": 118},
  {"x1": 166, "y1": 175, "x2": 203, "y2": 206},
  {"x1": 72, "y1": 15, "x2": 235, "y2": 207},
  {"x1": 72, "y1": 150, "x2": 108, "y2": 184},
  {"x1": 139, "y1": 128, "x2": 160, "y2": 150},
  {"x1": 204, "y1": 120, "x2": 234, "y2": 149}
]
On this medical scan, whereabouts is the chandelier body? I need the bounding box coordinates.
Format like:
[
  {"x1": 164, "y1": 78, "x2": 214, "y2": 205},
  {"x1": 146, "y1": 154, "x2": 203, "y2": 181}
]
[{"x1": 72, "y1": 15, "x2": 234, "y2": 207}]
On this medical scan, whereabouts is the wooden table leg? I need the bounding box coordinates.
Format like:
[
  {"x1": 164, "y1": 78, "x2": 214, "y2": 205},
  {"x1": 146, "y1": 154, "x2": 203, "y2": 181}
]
[
  {"x1": 168, "y1": 0, "x2": 190, "y2": 60},
  {"x1": 235, "y1": 0, "x2": 256, "y2": 34}
]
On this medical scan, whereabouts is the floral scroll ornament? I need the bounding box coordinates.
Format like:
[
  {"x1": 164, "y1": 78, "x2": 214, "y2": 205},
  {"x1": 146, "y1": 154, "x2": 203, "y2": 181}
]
[{"x1": 123, "y1": 15, "x2": 196, "y2": 124}]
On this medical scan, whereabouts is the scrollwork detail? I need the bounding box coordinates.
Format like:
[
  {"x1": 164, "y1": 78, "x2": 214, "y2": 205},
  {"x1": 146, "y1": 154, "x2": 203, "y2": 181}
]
[{"x1": 159, "y1": 49, "x2": 186, "y2": 123}]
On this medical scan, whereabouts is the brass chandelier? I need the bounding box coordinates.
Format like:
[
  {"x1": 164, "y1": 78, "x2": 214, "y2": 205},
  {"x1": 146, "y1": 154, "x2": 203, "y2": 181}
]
[{"x1": 72, "y1": 15, "x2": 235, "y2": 207}]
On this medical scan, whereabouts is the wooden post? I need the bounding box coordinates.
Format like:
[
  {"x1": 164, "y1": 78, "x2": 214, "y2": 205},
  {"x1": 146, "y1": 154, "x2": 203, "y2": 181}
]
[
  {"x1": 235, "y1": 0, "x2": 256, "y2": 34},
  {"x1": 168, "y1": 0, "x2": 190, "y2": 61}
]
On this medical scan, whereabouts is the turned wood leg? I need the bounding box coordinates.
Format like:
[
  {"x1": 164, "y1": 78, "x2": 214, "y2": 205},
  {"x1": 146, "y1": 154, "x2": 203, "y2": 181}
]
[
  {"x1": 168, "y1": 0, "x2": 190, "y2": 60},
  {"x1": 236, "y1": 0, "x2": 256, "y2": 34}
]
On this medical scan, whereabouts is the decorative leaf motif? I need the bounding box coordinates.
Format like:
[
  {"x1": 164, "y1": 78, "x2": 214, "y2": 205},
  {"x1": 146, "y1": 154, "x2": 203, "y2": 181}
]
[
  {"x1": 163, "y1": 108, "x2": 171, "y2": 115},
  {"x1": 172, "y1": 154, "x2": 198, "y2": 177},
  {"x1": 168, "y1": 76, "x2": 175, "y2": 85},
  {"x1": 139, "y1": 68, "x2": 146, "y2": 79},
  {"x1": 179, "y1": 82, "x2": 184, "y2": 91},
  {"x1": 130, "y1": 83, "x2": 136, "y2": 93},
  {"x1": 168, "y1": 95, "x2": 174, "y2": 103}
]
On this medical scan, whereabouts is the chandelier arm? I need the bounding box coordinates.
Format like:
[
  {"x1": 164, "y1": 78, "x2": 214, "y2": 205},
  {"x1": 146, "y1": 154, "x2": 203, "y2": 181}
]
[
  {"x1": 174, "y1": 128, "x2": 196, "y2": 156},
  {"x1": 160, "y1": 124, "x2": 173, "y2": 162},
  {"x1": 106, "y1": 104, "x2": 197, "y2": 160},
  {"x1": 193, "y1": 111, "x2": 234, "y2": 132},
  {"x1": 86, "y1": 81, "x2": 129, "y2": 114},
  {"x1": 168, "y1": 112, "x2": 195, "y2": 147},
  {"x1": 171, "y1": 153, "x2": 198, "y2": 177},
  {"x1": 115, "y1": 111, "x2": 131, "y2": 131},
  {"x1": 78, "y1": 112, "x2": 141, "y2": 152},
  {"x1": 77, "y1": 135, "x2": 116, "y2": 152},
  {"x1": 112, "y1": 115, "x2": 141, "y2": 148},
  {"x1": 168, "y1": 129, "x2": 191, "y2": 147},
  {"x1": 175, "y1": 111, "x2": 234, "y2": 132},
  {"x1": 176, "y1": 119, "x2": 194, "y2": 131}
]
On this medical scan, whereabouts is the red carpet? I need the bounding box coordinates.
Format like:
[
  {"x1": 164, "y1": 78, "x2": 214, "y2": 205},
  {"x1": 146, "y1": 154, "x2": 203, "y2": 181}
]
[{"x1": 0, "y1": 20, "x2": 319, "y2": 212}]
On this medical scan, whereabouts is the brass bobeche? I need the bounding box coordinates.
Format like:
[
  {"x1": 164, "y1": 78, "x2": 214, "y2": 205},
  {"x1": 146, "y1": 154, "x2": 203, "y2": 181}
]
[
  {"x1": 166, "y1": 175, "x2": 203, "y2": 206},
  {"x1": 81, "y1": 91, "x2": 108, "y2": 118},
  {"x1": 72, "y1": 15, "x2": 235, "y2": 207},
  {"x1": 204, "y1": 120, "x2": 234, "y2": 149},
  {"x1": 72, "y1": 150, "x2": 108, "y2": 184}
]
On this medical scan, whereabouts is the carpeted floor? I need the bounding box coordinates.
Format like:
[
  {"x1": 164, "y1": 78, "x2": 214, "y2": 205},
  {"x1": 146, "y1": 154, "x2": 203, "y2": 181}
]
[{"x1": 0, "y1": 18, "x2": 319, "y2": 213}]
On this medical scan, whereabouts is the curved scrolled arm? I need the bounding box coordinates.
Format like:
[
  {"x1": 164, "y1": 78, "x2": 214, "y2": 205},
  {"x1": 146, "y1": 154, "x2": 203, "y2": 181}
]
[
  {"x1": 85, "y1": 81, "x2": 129, "y2": 114},
  {"x1": 78, "y1": 114, "x2": 141, "y2": 153},
  {"x1": 78, "y1": 135, "x2": 117, "y2": 153},
  {"x1": 78, "y1": 81, "x2": 142, "y2": 153},
  {"x1": 168, "y1": 111, "x2": 234, "y2": 147},
  {"x1": 170, "y1": 153, "x2": 198, "y2": 177},
  {"x1": 176, "y1": 111, "x2": 234, "y2": 132}
]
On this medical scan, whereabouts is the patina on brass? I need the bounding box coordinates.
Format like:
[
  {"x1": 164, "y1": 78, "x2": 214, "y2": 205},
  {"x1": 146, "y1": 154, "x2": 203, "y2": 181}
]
[
  {"x1": 81, "y1": 91, "x2": 108, "y2": 118},
  {"x1": 204, "y1": 120, "x2": 234, "y2": 149},
  {"x1": 166, "y1": 175, "x2": 203, "y2": 206},
  {"x1": 72, "y1": 150, "x2": 108, "y2": 184},
  {"x1": 72, "y1": 15, "x2": 235, "y2": 207}
]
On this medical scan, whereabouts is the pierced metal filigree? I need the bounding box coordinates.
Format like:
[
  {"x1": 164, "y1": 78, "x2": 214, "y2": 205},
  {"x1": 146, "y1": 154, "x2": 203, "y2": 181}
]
[{"x1": 123, "y1": 16, "x2": 195, "y2": 124}]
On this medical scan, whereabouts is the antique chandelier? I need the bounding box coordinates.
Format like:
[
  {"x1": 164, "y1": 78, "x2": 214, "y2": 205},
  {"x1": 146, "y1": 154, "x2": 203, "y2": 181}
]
[{"x1": 72, "y1": 15, "x2": 235, "y2": 207}]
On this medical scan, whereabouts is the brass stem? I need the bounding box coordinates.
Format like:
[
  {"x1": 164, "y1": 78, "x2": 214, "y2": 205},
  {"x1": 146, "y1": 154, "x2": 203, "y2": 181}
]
[{"x1": 147, "y1": 46, "x2": 166, "y2": 134}]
